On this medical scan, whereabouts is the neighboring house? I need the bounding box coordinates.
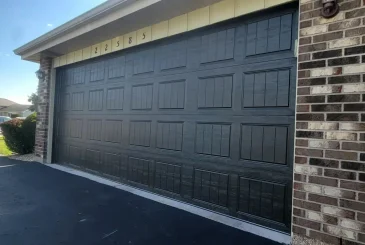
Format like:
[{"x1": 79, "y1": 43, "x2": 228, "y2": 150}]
[
  {"x1": 13, "y1": 1, "x2": 365, "y2": 245},
  {"x1": 0, "y1": 98, "x2": 31, "y2": 117}
]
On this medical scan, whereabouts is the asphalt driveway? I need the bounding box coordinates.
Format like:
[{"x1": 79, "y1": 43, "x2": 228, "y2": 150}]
[{"x1": 0, "y1": 157, "x2": 282, "y2": 245}]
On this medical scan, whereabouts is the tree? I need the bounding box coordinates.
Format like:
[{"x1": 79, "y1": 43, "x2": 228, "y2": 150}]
[{"x1": 28, "y1": 93, "x2": 39, "y2": 112}]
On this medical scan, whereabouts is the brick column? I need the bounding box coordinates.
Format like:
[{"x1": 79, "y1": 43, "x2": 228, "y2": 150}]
[
  {"x1": 35, "y1": 56, "x2": 52, "y2": 162},
  {"x1": 293, "y1": 1, "x2": 365, "y2": 244}
]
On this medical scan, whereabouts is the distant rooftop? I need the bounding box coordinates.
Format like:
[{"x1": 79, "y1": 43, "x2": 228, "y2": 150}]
[
  {"x1": 0, "y1": 104, "x2": 30, "y2": 112},
  {"x1": 0, "y1": 98, "x2": 30, "y2": 112},
  {"x1": 0, "y1": 98, "x2": 16, "y2": 107}
]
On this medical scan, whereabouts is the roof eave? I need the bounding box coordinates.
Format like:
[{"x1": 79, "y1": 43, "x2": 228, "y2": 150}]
[{"x1": 13, "y1": 0, "x2": 135, "y2": 57}]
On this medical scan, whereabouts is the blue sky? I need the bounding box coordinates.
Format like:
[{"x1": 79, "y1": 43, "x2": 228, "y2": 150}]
[{"x1": 0, "y1": 0, "x2": 106, "y2": 104}]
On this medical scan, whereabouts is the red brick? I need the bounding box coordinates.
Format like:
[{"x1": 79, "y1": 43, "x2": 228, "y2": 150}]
[
  {"x1": 325, "y1": 151, "x2": 358, "y2": 161},
  {"x1": 313, "y1": 32, "x2": 343, "y2": 43},
  {"x1": 297, "y1": 105, "x2": 310, "y2": 112},
  {"x1": 309, "y1": 158, "x2": 339, "y2": 168},
  {"x1": 339, "y1": 0, "x2": 361, "y2": 11},
  {"x1": 294, "y1": 190, "x2": 307, "y2": 200},
  {"x1": 295, "y1": 148, "x2": 323, "y2": 157},
  {"x1": 293, "y1": 217, "x2": 321, "y2": 230},
  {"x1": 341, "y1": 180, "x2": 365, "y2": 192},
  {"x1": 295, "y1": 173, "x2": 307, "y2": 182},
  {"x1": 309, "y1": 176, "x2": 338, "y2": 187},
  {"x1": 296, "y1": 139, "x2": 308, "y2": 147},
  {"x1": 340, "y1": 199, "x2": 365, "y2": 212},
  {"x1": 295, "y1": 156, "x2": 308, "y2": 164},
  {"x1": 293, "y1": 199, "x2": 321, "y2": 212},
  {"x1": 324, "y1": 169, "x2": 356, "y2": 180},
  {"x1": 308, "y1": 193, "x2": 338, "y2": 206}
]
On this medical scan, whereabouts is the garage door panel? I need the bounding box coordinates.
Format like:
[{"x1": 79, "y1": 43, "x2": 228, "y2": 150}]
[
  {"x1": 131, "y1": 83, "x2": 154, "y2": 110},
  {"x1": 193, "y1": 169, "x2": 229, "y2": 208},
  {"x1": 103, "y1": 152, "x2": 121, "y2": 178},
  {"x1": 106, "y1": 86, "x2": 125, "y2": 110},
  {"x1": 54, "y1": 7, "x2": 297, "y2": 233},
  {"x1": 87, "y1": 119, "x2": 103, "y2": 141},
  {"x1": 104, "y1": 120, "x2": 123, "y2": 143},
  {"x1": 243, "y1": 69, "x2": 291, "y2": 108},
  {"x1": 201, "y1": 28, "x2": 235, "y2": 64},
  {"x1": 88, "y1": 89, "x2": 104, "y2": 111},
  {"x1": 107, "y1": 56, "x2": 126, "y2": 79},
  {"x1": 69, "y1": 145, "x2": 83, "y2": 166},
  {"x1": 70, "y1": 91, "x2": 85, "y2": 111},
  {"x1": 158, "y1": 80, "x2": 186, "y2": 109},
  {"x1": 85, "y1": 148, "x2": 102, "y2": 171},
  {"x1": 69, "y1": 118, "x2": 83, "y2": 139},
  {"x1": 246, "y1": 13, "x2": 292, "y2": 57},
  {"x1": 131, "y1": 49, "x2": 155, "y2": 75},
  {"x1": 156, "y1": 121, "x2": 184, "y2": 151},
  {"x1": 240, "y1": 124, "x2": 289, "y2": 165},
  {"x1": 128, "y1": 156, "x2": 152, "y2": 186},
  {"x1": 238, "y1": 177, "x2": 288, "y2": 226},
  {"x1": 154, "y1": 161, "x2": 182, "y2": 194},
  {"x1": 197, "y1": 75, "x2": 233, "y2": 109},
  {"x1": 195, "y1": 123, "x2": 231, "y2": 158},
  {"x1": 157, "y1": 40, "x2": 188, "y2": 71},
  {"x1": 129, "y1": 120, "x2": 152, "y2": 147},
  {"x1": 73, "y1": 66, "x2": 86, "y2": 85}
]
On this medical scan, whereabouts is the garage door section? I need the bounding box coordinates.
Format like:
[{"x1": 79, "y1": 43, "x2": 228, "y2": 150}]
[{"x1": 54, "y1": 7, "x2": 297, "y2": 233}]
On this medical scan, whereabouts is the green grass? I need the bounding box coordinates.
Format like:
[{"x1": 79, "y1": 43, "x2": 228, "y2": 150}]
[{"x1": 0, "y1": 135, "x2": 12, "y2": 156}]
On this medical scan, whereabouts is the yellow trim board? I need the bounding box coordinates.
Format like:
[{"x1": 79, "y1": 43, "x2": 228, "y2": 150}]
[
  {"x1": 188, "y1": 6, "x2": 210, "y2": 31},
  {"x1": 59, "y1": 55, "x2": 67, "y2": 66},
  {"x1": 152, "y1": 21, "x2": 168, "y2": 41},
  {"x1": 74, "y1": 49, "x2": 83, "y2": 62},
  {"x1": 101, "y1": 40, "x2": 112, "y2": 55},
  {"x1": 66, "y1": 52, "x2": 75, "y2": 64},
  {"x1": 235, "y1": 0, "x2": 265, "y2": 16},
  {"x1": 112, "y1": 36, "x2": 123, "y2": 52},
  {"x1": 54, "y1": 0, "x2": 293, "y2": 67},
  {"x1": 137, "y1": 26, "x2": 152, "y2": 44},
  {"x1": 124, "y1": 31, "x2": 137, "y2": 48},
  {"x1": 91, "y1": 43, "x2": 101, "y2": 58},
  {"x1": 210, "y1": 0, "x2": 235, "y2": 24},
  {"x1": 53, "y1": 57, "x2": 60, "y2": 68},
  {"x1": 265, "y1": 0, "x2": 293, "y2": 8},
  {"x1": 82, "y1": 46, "x2": 91, "y2": 60},
  {"x1": 168, "y1": 14, "x2": 188, "y2": 36}
]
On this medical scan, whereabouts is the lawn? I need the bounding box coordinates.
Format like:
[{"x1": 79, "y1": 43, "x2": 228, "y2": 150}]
[{"x1": 0, "y1": 135, "x2": 12, "y2": 156}]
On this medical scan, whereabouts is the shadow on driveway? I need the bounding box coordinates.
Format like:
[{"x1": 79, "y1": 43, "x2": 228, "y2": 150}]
[{"x1": 0, "y1": 157, "x2": 282, "y2": 245}]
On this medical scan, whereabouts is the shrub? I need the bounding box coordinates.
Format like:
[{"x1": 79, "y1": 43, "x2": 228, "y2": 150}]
[
  {"x1": 0, "y1": 113, "x2": 37, "y2": 154},
  {"x1": 22, "y1": 113, "x2": 37, "y2": 153},
  {"x1": 0, "y1": 119, "x2": 25, "y2": 154}
]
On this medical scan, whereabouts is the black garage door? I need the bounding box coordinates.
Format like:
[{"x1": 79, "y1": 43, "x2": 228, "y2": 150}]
[{"x1": 54, "y1": 6, "x2": 297, "y2": 233}]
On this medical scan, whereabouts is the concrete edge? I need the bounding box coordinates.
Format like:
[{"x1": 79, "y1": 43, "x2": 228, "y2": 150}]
[
  {"x1": 45, "y1": 163, "x2": 292, "y2": 244},
  {"x1": 33, "y1": 155, "x2": 44, "y2": 163}
]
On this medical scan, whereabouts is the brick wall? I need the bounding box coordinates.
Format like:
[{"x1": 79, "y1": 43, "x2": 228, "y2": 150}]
[
  {"x1": 294, "y1": 0, "x2": 365, "y2": 244},
  {"x1": 34, "y1": 56, "x2": 52, "y2": 162}
]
